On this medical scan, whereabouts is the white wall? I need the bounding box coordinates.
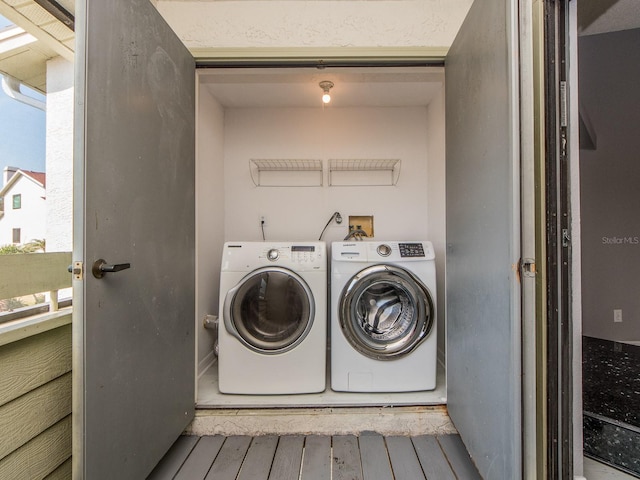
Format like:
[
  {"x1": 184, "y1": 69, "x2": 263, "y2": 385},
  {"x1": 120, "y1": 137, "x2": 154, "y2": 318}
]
[
  {"x1": 222, "y1": 106, "x2": 437, "y2": 243},
  {"x1": 0, "y1": 176, "x2": 46, "y2": 245},
  {"x1": 157, "y1": 0, "x2": 473, "y2": 50},
  {"x1": 195, "y1": 80, "x2": 226, "y2": 368},
  {"x1": 195, "y1": 84, "x2": 447, "y2": 369},
  {"x1": 45, "y1": 57, "x2": 74, "y2": 253}
]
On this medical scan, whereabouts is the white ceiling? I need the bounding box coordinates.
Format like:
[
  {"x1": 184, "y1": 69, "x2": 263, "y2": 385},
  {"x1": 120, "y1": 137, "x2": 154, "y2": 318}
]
[
  {"x1": 199, "y1": 67, "x2": 445, "y2": 108},
  {"x1": 2, "y1": 0, "x2": 640, "y2": 96},
  {"x1": 579, "y1": 0, "x2": 640, "y2": 36},
  {"x1": 42, "y1": 0, "x2": 640, "y2": 37},
  {"x1": 195, "y1": 1, "x2": 640, "y2": 109}
]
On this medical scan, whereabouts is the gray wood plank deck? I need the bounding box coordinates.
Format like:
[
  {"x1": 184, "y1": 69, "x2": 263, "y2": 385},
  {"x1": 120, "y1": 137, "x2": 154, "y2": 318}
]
[
  {"x1": 204, "y1": 436, "x2": 252, "y2": 480},
  {"x1": 412, "y1": 435, "x2": 457, "y2": 480},
  {"x1": 386, "y1": 436, "x2": 428, "y2": 480},
  {"x1": 148, "y1": 433, "x2": 482, "y2": 479},
  {"x1": 148, "y1": 435, "x2": 199, "y2": 480},
  {"x1": 236, "y1": 435, "x2": 278, "y2": 480},
  {"x1": 359, "y1": 432, "x2": 394, "y2": 480},
  {"x1": 268, "y1": 435, "x2": 304, "y2": 480},
  {"x1": 333, "y1": 435, "x2": 364, "y2": 480},
  {"x1": 174, "y1": 436, "x2": 225, "y2": 480},
  {"x1": 300, "y1": 435, "x2": 331, "y2": 480}
]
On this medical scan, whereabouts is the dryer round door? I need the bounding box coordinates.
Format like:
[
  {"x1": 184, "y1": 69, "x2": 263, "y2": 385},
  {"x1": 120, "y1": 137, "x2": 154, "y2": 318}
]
[
  {"x1": 224, "y1": 266, "x2": 315, "y2": 354},
  {"x1": 339, "y1": 264, "x2": 435, "y2": 360}
]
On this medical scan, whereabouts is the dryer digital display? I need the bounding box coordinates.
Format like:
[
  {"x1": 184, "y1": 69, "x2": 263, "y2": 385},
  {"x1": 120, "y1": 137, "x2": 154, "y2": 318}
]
[{"x1": 292, "y1": 245, "x2": 315, "y2": 252}]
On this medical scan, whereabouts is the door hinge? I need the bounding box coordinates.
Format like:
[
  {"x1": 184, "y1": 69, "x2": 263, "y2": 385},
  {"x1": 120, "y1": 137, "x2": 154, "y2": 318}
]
[
  {"x1": 520, "y1": 258, "x2": 536, "y2": 278},
  {"x1": 562, "y1": 228, "x2": 571, "y2": 247}
]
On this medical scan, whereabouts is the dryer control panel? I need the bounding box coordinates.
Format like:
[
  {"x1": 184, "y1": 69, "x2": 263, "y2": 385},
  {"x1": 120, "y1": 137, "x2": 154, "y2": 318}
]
[
  {"x1": 260, "y1": 244, "x2": 325, "y2": 270},
  {"x1": 222, "y1": 241, "x2": 326, "y2": 272},
  {"x1": 290, "y1": 245, "x2": 323, "y2": 265}
]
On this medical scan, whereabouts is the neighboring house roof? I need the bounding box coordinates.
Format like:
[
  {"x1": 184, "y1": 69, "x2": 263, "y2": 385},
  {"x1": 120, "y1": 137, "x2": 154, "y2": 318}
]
[
  {"x1": 0, "y1": 168, "x2": 46, "y2": 197},
  {"x1": 0, "y1": 169, "x2": 45, "y2": 220},
  {"x1": 20, "y1": 170, "x2": 46, "y2": 188}
]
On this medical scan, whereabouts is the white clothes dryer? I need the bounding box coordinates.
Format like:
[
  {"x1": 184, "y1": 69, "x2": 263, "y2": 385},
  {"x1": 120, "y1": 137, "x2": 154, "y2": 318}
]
[
  {"x1": 218, "y1": 242, "x2": 326, "y2": 394},
  {"x1": 331, "y1": 241, "x2": 437, "y2": 392}
]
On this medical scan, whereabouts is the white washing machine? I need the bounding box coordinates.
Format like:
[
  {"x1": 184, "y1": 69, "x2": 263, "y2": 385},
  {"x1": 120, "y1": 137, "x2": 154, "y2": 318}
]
[
  {"x1": 331, "y1": 241, "x2": 437, "y2": 392},
  {"x1": 218, "y1": 241, "x2": 326, "y2": 394}
]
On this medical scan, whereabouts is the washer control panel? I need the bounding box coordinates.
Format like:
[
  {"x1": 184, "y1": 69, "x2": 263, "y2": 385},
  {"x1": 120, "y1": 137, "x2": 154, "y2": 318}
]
[
  {"x1": 399, "y1": 242, "x2": 426, "y2": 257},
  {"x1": 333, "y1": 241, "x2": 434, "y2": 263}
]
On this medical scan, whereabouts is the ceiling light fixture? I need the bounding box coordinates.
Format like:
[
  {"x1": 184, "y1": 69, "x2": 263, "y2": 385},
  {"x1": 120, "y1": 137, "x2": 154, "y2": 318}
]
[{"x1": 319, "y1": 81, "x2": 334, "y2": 104}]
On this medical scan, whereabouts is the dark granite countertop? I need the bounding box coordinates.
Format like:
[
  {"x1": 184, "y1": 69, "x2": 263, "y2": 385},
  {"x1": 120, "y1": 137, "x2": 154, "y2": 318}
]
[{"x1": 583, "y1": 336, "x2": 640, "y2": 428}]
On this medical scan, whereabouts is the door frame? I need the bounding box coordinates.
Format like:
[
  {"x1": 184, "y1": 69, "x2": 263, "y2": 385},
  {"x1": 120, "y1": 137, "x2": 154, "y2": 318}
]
[
  {"x1": 521, "y1": 1, "x2": 542, "y2": 477},
  {"x1": 540, "y1": 1, "x2": 581, "y2": 478},
  {"x1": 71, "y1": 1, "x2": 87, "y2": 474}
]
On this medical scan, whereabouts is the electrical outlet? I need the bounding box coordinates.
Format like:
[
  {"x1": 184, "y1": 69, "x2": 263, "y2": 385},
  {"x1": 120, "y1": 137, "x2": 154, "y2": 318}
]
[{"x1": 614, "y1": 309, "x2": 623, "y2": 323}]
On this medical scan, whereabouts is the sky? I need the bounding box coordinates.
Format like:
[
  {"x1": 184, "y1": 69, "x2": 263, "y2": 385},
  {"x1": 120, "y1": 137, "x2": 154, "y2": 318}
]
[{"x1": 0, "y1": 15, "x2": 47, "y2": 178}]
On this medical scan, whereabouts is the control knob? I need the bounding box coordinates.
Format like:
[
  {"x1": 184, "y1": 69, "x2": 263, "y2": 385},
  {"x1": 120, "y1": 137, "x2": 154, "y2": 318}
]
[
  {"x1": 267, "y1": 248, "x2": 279, "y2": 261},
  {"x1": 377, "y1": 244, "x2": 392, "y2": 257}
]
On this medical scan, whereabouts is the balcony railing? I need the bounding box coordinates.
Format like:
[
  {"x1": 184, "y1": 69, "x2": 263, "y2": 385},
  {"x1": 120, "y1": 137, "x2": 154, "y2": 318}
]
[{"x1": 0, "y1": 252, "x2": 72, "y2": 345}]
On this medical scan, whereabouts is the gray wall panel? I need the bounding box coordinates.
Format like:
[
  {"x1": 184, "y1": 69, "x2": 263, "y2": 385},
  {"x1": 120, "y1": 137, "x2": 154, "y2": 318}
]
[{"x1": 579, "y1": 28, "x2": 640, "y2": 342}]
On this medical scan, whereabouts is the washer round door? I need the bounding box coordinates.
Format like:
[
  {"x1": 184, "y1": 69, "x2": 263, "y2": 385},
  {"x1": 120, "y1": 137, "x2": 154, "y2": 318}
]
[
  {"x1": 224, "y1": 266, "x2": 315, "y2": 354},
  {"x1": 339, "y1": 264, "x2": 435, "y2": 360}
]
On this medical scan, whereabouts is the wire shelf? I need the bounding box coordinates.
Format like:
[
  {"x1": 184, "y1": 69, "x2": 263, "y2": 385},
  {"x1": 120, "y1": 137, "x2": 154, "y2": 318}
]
[
  {"x1": 328, "y1": 159, "x2": 401, "y2": 186},
  {"x1": 249, "y1": 159, "x2": 323, "y2": 186}
]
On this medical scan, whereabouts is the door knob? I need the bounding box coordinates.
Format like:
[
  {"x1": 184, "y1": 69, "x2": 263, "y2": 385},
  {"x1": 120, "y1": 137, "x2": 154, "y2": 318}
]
[{"x1": 92, "y1": 259, "x2": 131, "y2": 279}]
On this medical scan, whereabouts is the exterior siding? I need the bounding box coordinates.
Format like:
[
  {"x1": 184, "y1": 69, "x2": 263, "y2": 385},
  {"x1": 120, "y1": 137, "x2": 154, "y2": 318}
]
[
  {"x1": 0, "y1": 252, "x2": 73, "y2": 478},
  {"x1": 0, "y1": 325, "x2": 71, "y2": 479},
  {"x1": 0, "y1": 325, "x2": 72, "y2": 479}
]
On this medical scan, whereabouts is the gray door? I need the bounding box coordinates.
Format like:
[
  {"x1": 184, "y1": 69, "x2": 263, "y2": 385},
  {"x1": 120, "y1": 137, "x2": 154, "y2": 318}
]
[
  {"x1": 445, "y1": 0, "x2": 523, "y2": 478},
  {"x1": 72, "y1": 0, "x2": 195, "y2": 478}
]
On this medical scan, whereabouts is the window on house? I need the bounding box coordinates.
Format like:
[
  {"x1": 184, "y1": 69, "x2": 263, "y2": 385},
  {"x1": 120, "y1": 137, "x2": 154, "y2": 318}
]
[
  {"x1": 12, "y1": 194, "x2": 21, "y2": 209},
  {"x1": 12, "y1": 228, "x2": 20, "y2": 244}
]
